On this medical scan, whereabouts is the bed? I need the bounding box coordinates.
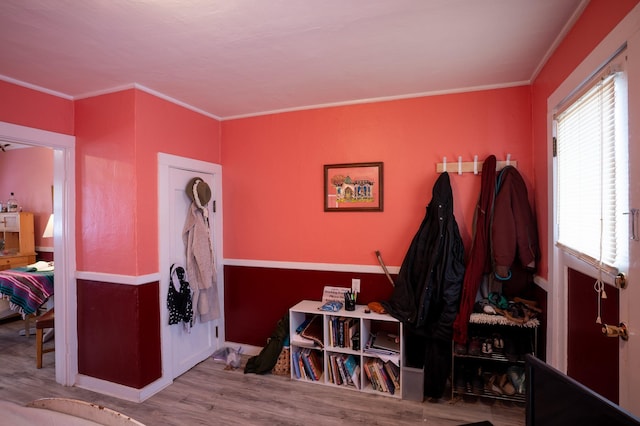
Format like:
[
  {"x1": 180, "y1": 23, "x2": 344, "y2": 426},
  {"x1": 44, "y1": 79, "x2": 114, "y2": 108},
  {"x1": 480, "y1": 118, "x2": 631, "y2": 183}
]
[{"x1": 0, "y1": 262, "x2": 54, "y2": 318}]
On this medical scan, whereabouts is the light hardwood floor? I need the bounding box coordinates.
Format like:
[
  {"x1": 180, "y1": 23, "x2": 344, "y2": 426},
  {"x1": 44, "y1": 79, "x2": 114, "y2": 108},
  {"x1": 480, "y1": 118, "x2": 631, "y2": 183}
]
[{"x1": 0, "y1": 317, "x2": 525, "y2": 425}]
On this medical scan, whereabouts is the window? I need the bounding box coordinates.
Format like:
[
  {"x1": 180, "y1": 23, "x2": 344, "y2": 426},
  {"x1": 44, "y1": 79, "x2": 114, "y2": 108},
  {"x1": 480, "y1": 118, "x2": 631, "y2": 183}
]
[{"x1": 554, "y1": 51, "x2": 628, "y2": 272}]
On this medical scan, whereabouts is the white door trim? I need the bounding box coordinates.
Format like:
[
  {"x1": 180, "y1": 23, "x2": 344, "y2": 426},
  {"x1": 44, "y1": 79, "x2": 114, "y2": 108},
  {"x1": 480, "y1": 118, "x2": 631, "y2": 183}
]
[
  {"x1": 0, "y1": 121, "x2": 77, "y2": 386},
  {"x1": 158, "y1": 153, "x2": 224, "y2": 385},
  {"x1": 546, "y1": 3, "x2": 640, "y2": 413}
]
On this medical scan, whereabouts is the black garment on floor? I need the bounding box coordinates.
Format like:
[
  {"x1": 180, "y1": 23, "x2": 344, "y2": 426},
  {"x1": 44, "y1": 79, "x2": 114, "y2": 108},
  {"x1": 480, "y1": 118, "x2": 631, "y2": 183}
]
[
  {"x1": 382, "y1": 172, "x2": 465, "y2": 398},
  {"x1": 244, "y1": 314, "x2": 289, "y2": 375}
]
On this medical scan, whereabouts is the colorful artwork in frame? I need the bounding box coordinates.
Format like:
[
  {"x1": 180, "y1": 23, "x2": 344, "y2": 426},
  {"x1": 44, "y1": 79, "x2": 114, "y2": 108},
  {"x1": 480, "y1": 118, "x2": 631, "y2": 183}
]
[{"x1": 324, "y1": 162, "x2": 383, "y2": 212}]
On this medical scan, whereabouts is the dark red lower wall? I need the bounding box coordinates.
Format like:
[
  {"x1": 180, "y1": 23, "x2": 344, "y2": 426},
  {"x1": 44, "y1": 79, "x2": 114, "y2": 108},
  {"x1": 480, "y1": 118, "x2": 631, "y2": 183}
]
[
  {"x1": 224, "y1": 265, "x2": 397, "y2": 347},
  {"x1": 36, "y1": 251, "x2": 54, "y2": 262},
  {"x1": 567, "y1": 268, "x2": 619, "y2": 403},
  {"x1": 77, "y1": 279, "x2": 161, "y2": 389}
]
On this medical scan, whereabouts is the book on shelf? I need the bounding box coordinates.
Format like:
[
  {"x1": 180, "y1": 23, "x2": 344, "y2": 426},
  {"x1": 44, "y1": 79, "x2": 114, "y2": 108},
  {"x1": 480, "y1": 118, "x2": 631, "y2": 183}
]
[
  {"x1": 351, "y1": 365, "x2": 362, "y2": 389},
  {"x1": 372, "y1": 332, "x2": 400, "y2": 353},
  {"x1": 337, "y1": 355, "x2": 350, "y2": 385},
  {"x1": 301, "y1": 348, "x2": 322, "y2": 381},
  {"x1": 308, "y1": 349, "x2": 323, "y2": 381},
  {"x1": 377, "y1": 361, "x2": 395, "y2": 395},
  {"x1": 373, "y1": 360, "x2": 389, "y2": 393},
  {"x1": 340, "y1": 355, "x2": 355, "y2": 386},
  {"x1": 364, "y1": 358, "x2": 396, "y2": 394},
  {"x1": 292, "y1": 351, "x2": 301, "y2": 379},
  {"x1": 384, "y1": 361, "x2": 401, "y2": 393},
  {"x1": 300, "y1": 349, "x2": 314, "y2": 380},
  {"x1": 329, "y1": 316, "x2": 337, "y2": 347},
  {"x1": 343, "y1": 355, "x2": 361, "y2": 390},
  {"x1": 328, "y1": 317, "x2": 360, "y2": 349},
  {"x1": 329, "y1": 354, "x2": 342, "y2": 385},
  {"x1": 300, "y1": 315, "x2": 324, "y2": 347},
  {"x1": 297, "y1": 352, "x2": 307, "y2": 380},
  {"x1": 365, "y1": 360, "x2": 382, "y2": 391},
  {"x1": 348, "y1": 320, "x2": 359, "y2": 349}
]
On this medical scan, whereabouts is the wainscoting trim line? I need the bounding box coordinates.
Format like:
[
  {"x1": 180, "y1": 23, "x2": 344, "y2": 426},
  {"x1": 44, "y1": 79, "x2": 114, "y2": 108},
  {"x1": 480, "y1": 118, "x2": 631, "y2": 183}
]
[
  {"x1": 223, "y1": 258, "x2": 400, "y2": 274},
  {"x1": 533, "y1": 274, "x2": 549, "y2": 292},
  {"x1": 75, "y1": 271, "x2": 161, "y2": 285}
]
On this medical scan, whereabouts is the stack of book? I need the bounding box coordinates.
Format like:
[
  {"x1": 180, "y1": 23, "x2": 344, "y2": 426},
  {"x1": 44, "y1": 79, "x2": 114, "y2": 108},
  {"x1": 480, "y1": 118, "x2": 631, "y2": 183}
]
[
  {"x1": 292, "y1": 348, "x2": 323, "y2": 381},
  {"x1": 328, "y1": 316, "x2": 359, "y2": 349},
  {"x1": 363, "y1": 332, "x2": 400, "y2": 356},
  {"x1": 327, "y1": 353, "x2": 361, "y2": 389},
  {"x1": 363, "y1": 358, "x2": 400, "y2": 395}
]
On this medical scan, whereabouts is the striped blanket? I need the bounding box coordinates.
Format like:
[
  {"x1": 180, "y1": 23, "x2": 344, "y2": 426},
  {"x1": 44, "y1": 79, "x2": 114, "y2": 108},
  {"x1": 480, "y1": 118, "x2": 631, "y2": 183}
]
[{"x1": 0, "y1": 268, "x2": 54, "y2": 317}]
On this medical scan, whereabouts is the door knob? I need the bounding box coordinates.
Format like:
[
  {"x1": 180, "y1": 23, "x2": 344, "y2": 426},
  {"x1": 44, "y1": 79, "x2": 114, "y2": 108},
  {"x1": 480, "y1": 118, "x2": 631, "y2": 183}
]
[{"x1": 601, "y1": 322, "x2": 628, "y2": 341}]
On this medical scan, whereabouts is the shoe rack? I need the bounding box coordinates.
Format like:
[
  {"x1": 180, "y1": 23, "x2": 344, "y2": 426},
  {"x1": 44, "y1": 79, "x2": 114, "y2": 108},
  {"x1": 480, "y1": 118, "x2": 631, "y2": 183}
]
[{"x1": 450, "y1": 313, "x2": 539, "y2": 403}]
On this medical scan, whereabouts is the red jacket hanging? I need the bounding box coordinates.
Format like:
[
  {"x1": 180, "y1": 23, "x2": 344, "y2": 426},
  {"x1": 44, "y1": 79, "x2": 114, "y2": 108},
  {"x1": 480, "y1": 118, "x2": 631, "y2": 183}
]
[
  {"x1": 453, "y1": 155, "x2": 496, "y2": 344},
  {"x1": 491, "y1": 165, "x2": 539, "y2": 280}
]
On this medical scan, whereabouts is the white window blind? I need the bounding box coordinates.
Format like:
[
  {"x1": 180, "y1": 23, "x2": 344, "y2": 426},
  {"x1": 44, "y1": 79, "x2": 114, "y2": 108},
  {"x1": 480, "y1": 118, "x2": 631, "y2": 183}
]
[{"x1": 555, "y1": 73, "x2": 619, "y2": 270}]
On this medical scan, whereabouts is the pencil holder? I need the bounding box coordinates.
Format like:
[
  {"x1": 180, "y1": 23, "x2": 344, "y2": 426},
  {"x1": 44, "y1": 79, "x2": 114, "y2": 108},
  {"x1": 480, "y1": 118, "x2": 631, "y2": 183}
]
[{"x1": 344, "y1": 293, "x2": 356, "y2": 311}]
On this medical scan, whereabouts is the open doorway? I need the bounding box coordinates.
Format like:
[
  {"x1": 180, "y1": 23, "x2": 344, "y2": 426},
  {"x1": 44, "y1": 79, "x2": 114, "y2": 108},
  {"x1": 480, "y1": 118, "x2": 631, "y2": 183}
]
[{"x1": 0, "y1": 121, "x2": 76, "y2": 386}]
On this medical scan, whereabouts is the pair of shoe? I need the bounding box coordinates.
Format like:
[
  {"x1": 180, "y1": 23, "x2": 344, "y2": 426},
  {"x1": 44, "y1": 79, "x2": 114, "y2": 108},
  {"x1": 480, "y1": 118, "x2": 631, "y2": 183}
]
[
  {"x1": 486, "y1": 373, "x2": 515, "y2": 396},
  {"x1": 481, "y1": 339, "x2": 493, "y2": 355},
  {"x1": 493, "y1": 333, "x2": 504, "y2": 350},
  {"x1": 507, "y1": 365, "x2": 526, "y2": 394}
]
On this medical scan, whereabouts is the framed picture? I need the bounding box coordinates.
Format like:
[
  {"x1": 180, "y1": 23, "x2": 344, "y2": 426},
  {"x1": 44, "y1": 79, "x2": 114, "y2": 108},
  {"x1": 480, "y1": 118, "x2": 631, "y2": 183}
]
[{"x1": 324, "y1": 162, "x2": 383, "y2": 212}]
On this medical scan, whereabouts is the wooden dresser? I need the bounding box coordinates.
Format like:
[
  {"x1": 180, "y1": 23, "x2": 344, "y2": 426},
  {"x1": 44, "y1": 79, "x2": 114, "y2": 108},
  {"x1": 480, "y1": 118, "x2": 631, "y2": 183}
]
[{"x1": 0, "y1": 212, "x2": 36, "y2": 271}]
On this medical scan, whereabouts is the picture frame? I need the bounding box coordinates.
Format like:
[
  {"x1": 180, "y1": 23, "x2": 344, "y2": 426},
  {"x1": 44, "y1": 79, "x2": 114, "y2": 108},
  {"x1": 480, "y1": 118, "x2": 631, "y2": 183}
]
[{"x1": 324, "y1": 162, "x2": 383, "y2": 212}]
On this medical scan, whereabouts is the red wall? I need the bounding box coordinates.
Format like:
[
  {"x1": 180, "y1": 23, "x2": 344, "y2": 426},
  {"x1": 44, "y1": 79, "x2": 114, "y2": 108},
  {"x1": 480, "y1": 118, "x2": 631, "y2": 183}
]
[
  {"x1": 531, "y1": 0, "x2": 640, "y2": 278},
  {"x1": 73, "y1": 88, "x2": 221, "y2": 387},
  {"x1": 0, "y1": 80, "x2": 74, "y2": 135},
  {"x1": 222, "y1": 87, "x2": 533, "y2": 267},
  {"x1": 77, "y1": 279, "x2": 161, "y2": 388},
  {"x1": 225, "y1": 266, "x2": 397, "y2": 346},
  {"x1": 134, "y1": 90, "x2": 221, "y2": 274},
  {"x1": 567, "y1": 268, "x2": 620, "y2": 403},
  {"x1": 74, "y1": 90, "x2": 138, "y2": 274},
  {"x1": 222, "y1": 86, "x2": 535, "y2": 345},
  {"x1": 0, "y1": 146, "x2": 54, "y2": 248}
]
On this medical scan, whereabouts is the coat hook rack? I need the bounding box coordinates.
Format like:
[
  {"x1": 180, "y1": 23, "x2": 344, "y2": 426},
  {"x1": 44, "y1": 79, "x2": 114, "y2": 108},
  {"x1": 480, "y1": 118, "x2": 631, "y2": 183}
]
[{"x1": 436, "y1": 154, "x2": 517, "y2": 174}]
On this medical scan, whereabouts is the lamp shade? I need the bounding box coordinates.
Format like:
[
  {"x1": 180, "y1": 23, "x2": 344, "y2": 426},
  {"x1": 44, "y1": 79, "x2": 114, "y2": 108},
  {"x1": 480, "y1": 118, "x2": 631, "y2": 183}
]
[{"x1": 42, "y1": 214, "x2": 54, "y2": 238}]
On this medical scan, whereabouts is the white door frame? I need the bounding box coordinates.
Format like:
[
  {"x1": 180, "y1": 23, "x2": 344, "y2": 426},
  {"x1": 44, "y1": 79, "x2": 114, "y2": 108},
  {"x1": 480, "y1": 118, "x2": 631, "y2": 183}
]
[
  {"x1": 546, "y1": 4, "x2": 640, "y2": 413},
  {"x1": 158, "y1": 153, "x2": 224, "y2": 384},
  {"x1": 0, "y1": 121, "x2": 77, "y2": 386}
]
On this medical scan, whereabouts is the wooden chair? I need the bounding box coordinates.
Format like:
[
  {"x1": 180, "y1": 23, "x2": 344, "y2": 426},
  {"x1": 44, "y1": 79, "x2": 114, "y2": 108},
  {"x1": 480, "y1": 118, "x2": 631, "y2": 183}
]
[{"x1": 35, "y1": 308, "x2": 54, "y2": 368}]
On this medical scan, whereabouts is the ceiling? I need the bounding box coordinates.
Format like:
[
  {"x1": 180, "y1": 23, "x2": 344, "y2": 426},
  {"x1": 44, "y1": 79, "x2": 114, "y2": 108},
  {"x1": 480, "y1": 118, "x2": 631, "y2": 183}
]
[{"x1": 0, "y1": 0, "x2": 586, "y2": 120}]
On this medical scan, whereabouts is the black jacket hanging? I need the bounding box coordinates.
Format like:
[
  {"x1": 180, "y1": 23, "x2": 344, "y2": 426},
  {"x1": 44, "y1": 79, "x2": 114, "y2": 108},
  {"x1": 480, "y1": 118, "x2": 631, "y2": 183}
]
[
  {"x1": 167, "y1": 264, "x2": 193, "y2": 327},
  {"x1": 381, "y1": 172, "x2": 465, "y2": 399},
  {"x1": 382, "y1": 172, "x2": 465, "y2": 339}
]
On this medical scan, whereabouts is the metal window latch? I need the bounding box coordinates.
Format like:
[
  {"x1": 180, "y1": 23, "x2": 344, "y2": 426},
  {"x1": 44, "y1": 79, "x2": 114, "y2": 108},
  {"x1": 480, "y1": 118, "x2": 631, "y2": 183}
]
[{"x1": 624, "y1": 208, "x2": 639, "y2": 241}]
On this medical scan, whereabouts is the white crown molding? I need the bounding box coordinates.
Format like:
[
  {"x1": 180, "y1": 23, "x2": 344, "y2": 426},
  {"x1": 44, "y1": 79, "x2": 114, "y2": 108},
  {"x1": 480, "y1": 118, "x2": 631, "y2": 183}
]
[
  {"x1": 0, "y1": 74, "x2": 73, "y2": 99},
  {"x1": 222, "y1": 81, "x2": 530, "y2": 121}
]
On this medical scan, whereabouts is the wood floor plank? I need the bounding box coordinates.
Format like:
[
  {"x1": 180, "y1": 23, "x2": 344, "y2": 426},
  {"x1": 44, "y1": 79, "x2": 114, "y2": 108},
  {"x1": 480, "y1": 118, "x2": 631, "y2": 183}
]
[{"x1": 0, "y1": 317, "x2": 525, "y2": 425}]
